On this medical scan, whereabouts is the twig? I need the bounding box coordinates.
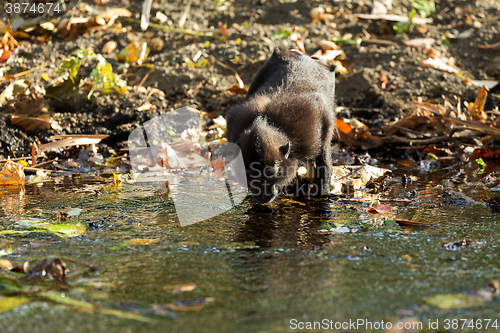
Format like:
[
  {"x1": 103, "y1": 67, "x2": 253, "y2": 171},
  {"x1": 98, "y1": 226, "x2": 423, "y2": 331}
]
[
  {"x1": 0, "y1": 65, "x2": 43, "y2": 82},
  {"x1": 137, "y1": 68, "x2": 152, "y2": 88},
  {"x1": 380, "y1": 135, "x2": 450, "y2": 145},
  {"x1": 213, "y1": 58, "x2": 245, "y2": 88},
  {"x1": 123, "y1": 18, "x2": 227, "y2": 40},
  {"x1": 32, "y1": 159, "x2": 56, "y2": 168},
  {"x1": 0, "y1": 156, "x2": 31, "y2": 163},
  {"x1": 417, "y1": 102, "x2": 500, "y2": 135},
  {"x1": 24, "y1": 166, "x2": 71, "y2": 174}
]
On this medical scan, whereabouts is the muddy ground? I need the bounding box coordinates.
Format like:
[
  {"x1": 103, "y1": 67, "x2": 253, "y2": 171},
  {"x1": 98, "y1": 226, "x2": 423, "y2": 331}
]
[{"x1": 0, "y1": 0, "x2": 499, "y2": 158}]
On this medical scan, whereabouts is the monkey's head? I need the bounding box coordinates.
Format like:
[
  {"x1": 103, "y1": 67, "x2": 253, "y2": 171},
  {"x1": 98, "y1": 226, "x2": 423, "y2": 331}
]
[{"x1": 237, "y1": 116, "x2": 298, "y2": 203}]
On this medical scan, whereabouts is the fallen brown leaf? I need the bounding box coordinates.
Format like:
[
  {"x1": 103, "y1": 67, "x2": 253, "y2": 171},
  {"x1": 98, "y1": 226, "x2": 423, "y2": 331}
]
[
  {"x1": 218, "y1": 22, "x2": 227, "y2": 36},
  {"x1": 365, "y1": 204, "x2": 392, "y2": 214},
  {"x1": 11, "y1": 114, "x2": 62, "y2": 132},
  {"x1": 23, "y1": 258, "x2": 68, "y2": 283},
  {"x1": 5, "y1": 90, "x2": 47, "y2": 116},
  {"x1": 393, "y1": 218, "x2": 436, "y2": 227},
  {"x1": 336, "y1": 119, "x2": 384, "y2": 149},
  {"x1": 59, "y1": 8, "x2": 132, "y2": 41},
  {"x1": 228, "y1": 84, "x2": 248, "y2": 95},
  {"x1": 0, "y1": 32, "x2": 19, "y2": 51},
  {"x1": 330, "y1": 164, "x2": 391, "y2": 194}
]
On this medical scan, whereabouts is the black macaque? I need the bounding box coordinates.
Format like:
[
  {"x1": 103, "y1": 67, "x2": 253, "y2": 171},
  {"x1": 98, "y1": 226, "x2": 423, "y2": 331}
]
[{"x1": 226, "y1": 48, "x2": 336, "y2": 203}]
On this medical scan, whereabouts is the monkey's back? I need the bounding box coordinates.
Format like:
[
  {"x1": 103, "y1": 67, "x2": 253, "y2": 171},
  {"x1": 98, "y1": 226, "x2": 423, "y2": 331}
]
[{"x1": 246, "y1": 48, "x2": 336, "y2": 112}]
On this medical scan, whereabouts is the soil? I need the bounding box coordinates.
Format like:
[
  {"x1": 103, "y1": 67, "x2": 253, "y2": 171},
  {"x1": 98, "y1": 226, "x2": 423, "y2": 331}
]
[{"x1": 1, "y1": 0, "x2": 500, "y2": 158}]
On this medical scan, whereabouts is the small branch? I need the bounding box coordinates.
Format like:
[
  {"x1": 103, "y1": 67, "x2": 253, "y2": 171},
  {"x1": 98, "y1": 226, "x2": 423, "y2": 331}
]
[
  {"x1": 213, "y1": 58, "x2": 245, "y2": 88},
  {"x1": 380, "y1": 135, "x2": 450, "y2": 145},
  {"x1": 0, "y1": 65, "x2": 43, "y2": 82}
]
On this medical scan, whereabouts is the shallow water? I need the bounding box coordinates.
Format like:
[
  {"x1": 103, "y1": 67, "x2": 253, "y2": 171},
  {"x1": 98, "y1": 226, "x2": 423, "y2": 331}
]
[{"x1": 1, "y1": 166, "x2": 500, "y2": 333}]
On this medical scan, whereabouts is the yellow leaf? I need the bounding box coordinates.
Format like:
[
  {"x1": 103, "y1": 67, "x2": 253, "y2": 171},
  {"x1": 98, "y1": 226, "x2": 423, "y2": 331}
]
[
  {"x1": 0, "y1": 296, "x2": 29, "y2": 313},
  {"x1": 111, "y1": 171, "x2": 121, "y2": 184},
  {"x1": 126, "y1": 238, "x2": 159, "y2": 246},
  {"x1": 0, "y1": 160, "x2": 25, "y2": 185}
]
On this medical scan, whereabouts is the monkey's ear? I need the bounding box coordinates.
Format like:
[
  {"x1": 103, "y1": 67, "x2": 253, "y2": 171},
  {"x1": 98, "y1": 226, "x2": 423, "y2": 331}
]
[{"x1": 279, "y1": 142, "x2": 291, "y2": 159}]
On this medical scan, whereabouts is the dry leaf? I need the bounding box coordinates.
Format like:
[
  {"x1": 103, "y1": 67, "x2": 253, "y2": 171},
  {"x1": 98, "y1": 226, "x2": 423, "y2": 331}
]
[
  {"x1": 0, "y1": 259, "x2": 13, "y2": 270},
  {"x1": 290, "y1": 27, "x2": 306, "y2": 54},
  {"x1": 40, "y1": 137, "x2": 106, "y2": 152},
  {"x1": 149, "y1": 88, "x2": 165, "y2": 98},
  {"x1": 393, "y1": 218, "x2": 436, "y2": 227},
  {"x1": 336, "y1": 119, "x2": 384, "y2": 149},
  {"x1": 92, "y1": 8, "x2": 132, "y2": 27},
  {"x1": 365, "y1": 204, "x2": 392, "y2": 214},
  {"x1": 161, "y1": 283, "x2": 197, "y2": 293},
  {"x1": 383, "y1": 115, "x2": 430, "y2": 135},
  {"x1": 162, "y1": 144, "x2": 187, "y2": 169},
  {"x1": 310, "y1": 7, "x2": 325, "y2": 21},
  {"x1": 211, "y1": 156, "x2": 224, "y2": 170},
  {"x1": 24, "y1": 258, "x2": 67, "y2": 283},
  {"x1": 311, "y1": 49, "x2": 343, "y2": 63},
  {"x1": 330, "y1": 165, "x2": 391, "y2": 194},
  {"x1": 137, "y1": 102, "x2": 156, "y2": 111},
  {"x1": 11, "y1": 114, "x2": 62, "y2": 132},
  {"x1": 0, "y1": 160, "x2": 25, "y2": 185},
  {"x1": 348, "y1": 13, "x2": 432, "y2": 25},
  {"x1": 0, "y1": 32, "x2": 19, "y2": 51},
  {"x1": 102, "y1": 41, "x2": 117, "y2": 54},
  {"x1": 372, "y1": 0, "x2": 393, "y2": 15},
  {"x1": 317, "y1": 40, "x2": 339, "y2": 51},
  {"x1": 420, "y1": 58, "x2": 459, "y2": 73},
  {"x1": 228, "y1": 84, "x2": 248, "y2": 95},
  {"x1": 48, "y1": 134, "x2": 109, "y2": 140},
  {"x1": 468, "y1": 85, "x2": 489, "y2": 120},
  {"x1": 218, "y1": 22, "x2": 227, "y2": 36},
  {"x1": 403, "y1": 38, "x2": 435, "y2": 50},
  {"x1": 5, "y1": 90, "x2": 46, "y2": 116},
  {"x1": 59, "y1": 8, "x2": 132, "y2": 41}
]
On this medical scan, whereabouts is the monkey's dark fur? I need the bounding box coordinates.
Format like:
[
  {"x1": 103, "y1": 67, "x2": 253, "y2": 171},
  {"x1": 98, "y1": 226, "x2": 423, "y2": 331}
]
[{"x1": 226, "y1": 48, "x2": 336, "y2": 203}]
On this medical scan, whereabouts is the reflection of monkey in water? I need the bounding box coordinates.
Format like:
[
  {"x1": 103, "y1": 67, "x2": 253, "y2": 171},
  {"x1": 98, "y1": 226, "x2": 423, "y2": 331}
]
[{"x1": 226, "y1": 48, "x2": 336, "y2": 203}]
